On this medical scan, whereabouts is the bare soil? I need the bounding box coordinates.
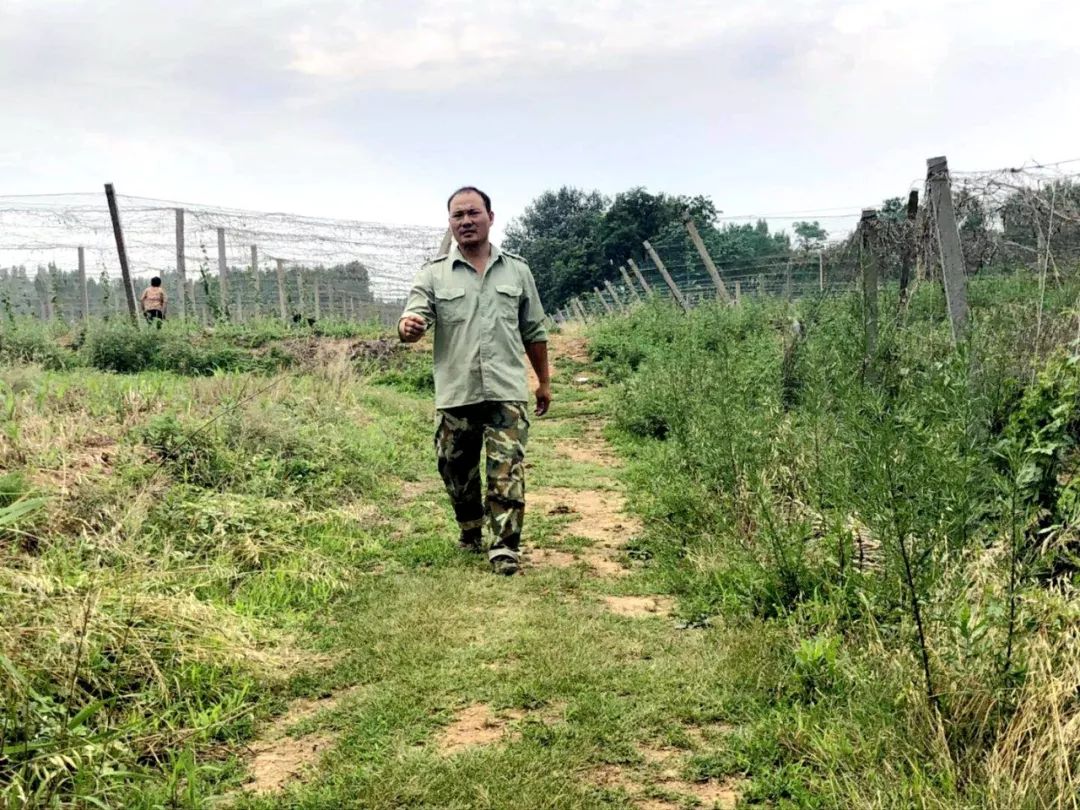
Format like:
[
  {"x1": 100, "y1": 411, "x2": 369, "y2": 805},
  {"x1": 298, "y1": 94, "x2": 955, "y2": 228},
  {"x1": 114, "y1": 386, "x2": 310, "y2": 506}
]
[
  {"x1": 603, "y1": 596, "x2": 675, "y2": 618},
  {"x1": 436, "y1": 703, "x2": 526, "y2": 754},
  {"x1": 241, "y1": 686, "x2": 364, "y2": 793},
  {"x1": 555, "y1": 435, "x2": 620, "y2": 466},
  {"x1": 529, "y1": 487, "x2": 640, "y2": 546},
  {"x1": 243, "y1": 734, "x2": 336, "y2": 794},
  {"x1": 590, "y1": 742, "x2": 740, "y2": 809}
]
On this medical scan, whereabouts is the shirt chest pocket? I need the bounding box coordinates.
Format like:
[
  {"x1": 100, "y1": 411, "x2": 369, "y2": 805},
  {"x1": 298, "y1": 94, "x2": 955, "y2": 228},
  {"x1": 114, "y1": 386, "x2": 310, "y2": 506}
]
[
  {"x1": 435, "y1": 287, "x2": 468, "y2": 323},
  {"x1": 494, "y1": 285, "x2": 521, "y2": 322}
]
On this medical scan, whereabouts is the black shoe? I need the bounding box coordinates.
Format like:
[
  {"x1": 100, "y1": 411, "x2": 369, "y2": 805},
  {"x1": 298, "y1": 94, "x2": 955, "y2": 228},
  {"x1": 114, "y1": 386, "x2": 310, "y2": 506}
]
[
  {"x1": 458, "y1": 528, "x2": 483, "y2": 553},
  {"x1": 488, "y1": 548, "x2": 520, "y2": 576}
]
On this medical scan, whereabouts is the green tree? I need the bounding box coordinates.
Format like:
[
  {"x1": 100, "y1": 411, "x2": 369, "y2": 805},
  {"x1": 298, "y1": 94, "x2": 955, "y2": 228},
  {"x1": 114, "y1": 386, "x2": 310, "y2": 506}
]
[
  {"x1": 503, "y1": 187, "x2": 608, "y2": 307},
  {"x1": 597, "y1": 188, "x2": 717, "y2": 267},
  {"x1": 792, "y1": 221, "x2": 828, "y2": 251}
]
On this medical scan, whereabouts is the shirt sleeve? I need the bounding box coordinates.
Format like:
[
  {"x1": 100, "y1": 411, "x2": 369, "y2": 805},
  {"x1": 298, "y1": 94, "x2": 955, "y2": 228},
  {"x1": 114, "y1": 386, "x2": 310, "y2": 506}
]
[
  {"x1": 401, "y1": 263, "x2": 436, "y2": 327},
  {"x1": 518, "y1": 263, "x2": 548, "y2": 343}
]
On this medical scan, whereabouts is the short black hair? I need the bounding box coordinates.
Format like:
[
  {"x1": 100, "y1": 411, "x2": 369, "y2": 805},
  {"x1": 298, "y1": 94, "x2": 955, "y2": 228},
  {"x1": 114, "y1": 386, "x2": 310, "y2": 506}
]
[
  {"x1": 151, "y1": 277, "x2": 162, "y2": 287},
  {"x1": 447, "y1": 186, "x2": 492, "y2": 213}
]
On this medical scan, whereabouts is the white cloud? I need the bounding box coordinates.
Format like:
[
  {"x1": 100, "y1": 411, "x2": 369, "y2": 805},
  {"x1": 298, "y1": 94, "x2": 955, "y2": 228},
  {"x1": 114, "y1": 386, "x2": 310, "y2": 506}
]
[
  {"x1": 285, "y1": 0, "x2": 790, "y2": 89},
  {"x1": 1, "y1": 0, "x2": 1079, "y2": 235}
]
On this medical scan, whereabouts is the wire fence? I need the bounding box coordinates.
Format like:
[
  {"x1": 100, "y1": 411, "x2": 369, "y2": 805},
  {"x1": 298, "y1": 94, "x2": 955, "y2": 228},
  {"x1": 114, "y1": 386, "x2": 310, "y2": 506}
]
[
  {"x1": 5, "y1": 156, "x2": 1080, "y2": 331},
  {"x1": 556, "y1": 156, "x2": 1080, "y2": 326},
  {"x1": 0, "y1": 190, "x2": 444, "y2": 325}
]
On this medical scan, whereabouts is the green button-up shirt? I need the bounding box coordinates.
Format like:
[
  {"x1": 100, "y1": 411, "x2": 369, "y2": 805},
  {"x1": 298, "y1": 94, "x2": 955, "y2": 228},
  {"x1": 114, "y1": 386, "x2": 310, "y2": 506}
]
[{"x1": 401, "y1": 243, "x2": 548, "y2": 409}]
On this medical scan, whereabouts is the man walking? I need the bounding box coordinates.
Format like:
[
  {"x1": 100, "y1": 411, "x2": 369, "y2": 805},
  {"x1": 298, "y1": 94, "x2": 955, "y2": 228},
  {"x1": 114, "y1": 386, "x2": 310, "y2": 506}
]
[{"x1": 399, "y1": 187, "x2": 551, "y2": 575}]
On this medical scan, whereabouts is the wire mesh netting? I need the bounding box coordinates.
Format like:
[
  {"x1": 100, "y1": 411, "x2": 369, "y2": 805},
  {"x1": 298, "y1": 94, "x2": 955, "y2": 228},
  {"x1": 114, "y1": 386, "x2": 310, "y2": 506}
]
[
  {"x1": 562, "y1": 159, "x2": 1080, "y2": 322},
  {"x1": 0, "y1": 191, "x2": 444, "y2": 320}
]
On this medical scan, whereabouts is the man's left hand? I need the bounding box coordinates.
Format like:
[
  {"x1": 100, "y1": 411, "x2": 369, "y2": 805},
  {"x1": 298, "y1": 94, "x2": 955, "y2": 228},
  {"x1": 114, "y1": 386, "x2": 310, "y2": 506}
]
[{"x1": 534, "y1": 383, "x2": 551, "y2": 416}]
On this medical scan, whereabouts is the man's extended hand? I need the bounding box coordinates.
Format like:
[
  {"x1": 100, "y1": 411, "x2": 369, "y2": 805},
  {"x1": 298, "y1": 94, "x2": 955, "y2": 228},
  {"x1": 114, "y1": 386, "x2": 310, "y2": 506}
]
[
  {"x1": 398, "y1": 315, "x2": 427, "y2": 343},
  {"x1": 534, "y1": 382, "x2": 551, "y2": 416}
]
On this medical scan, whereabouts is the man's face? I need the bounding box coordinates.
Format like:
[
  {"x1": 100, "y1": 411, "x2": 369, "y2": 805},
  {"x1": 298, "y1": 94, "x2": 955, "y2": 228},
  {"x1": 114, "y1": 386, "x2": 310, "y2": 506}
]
[{"x1": 448, "y1": 191, "x2": 493, "y2": 248}]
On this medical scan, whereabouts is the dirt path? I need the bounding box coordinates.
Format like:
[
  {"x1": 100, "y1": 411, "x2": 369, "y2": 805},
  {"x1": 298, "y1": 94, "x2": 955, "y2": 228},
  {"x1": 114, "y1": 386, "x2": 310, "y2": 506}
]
[{"x1": 233, "y1": 327, "x2": 740, "y2": 809}]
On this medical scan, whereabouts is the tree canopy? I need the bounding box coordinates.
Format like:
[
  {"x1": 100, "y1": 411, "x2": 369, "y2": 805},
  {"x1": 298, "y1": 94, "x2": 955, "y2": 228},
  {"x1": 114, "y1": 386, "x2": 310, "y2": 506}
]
[{"x1": 503, "y1": 186, "x2": 789, "y2": 307}]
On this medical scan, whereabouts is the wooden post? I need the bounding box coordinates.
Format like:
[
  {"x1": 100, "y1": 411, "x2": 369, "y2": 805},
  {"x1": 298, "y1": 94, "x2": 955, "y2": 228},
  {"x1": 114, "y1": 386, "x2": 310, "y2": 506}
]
[
  {"x1": 295, "y1": 272, "x2": 304, "y2": 319},
  {"x1": 235, "y1": 282, "x2": 244, "y2": 323},
  {"x1": 35, "y1": 269, "x2": 50, "y2": 320},
  {"x1": 860, "y1": 208, "x2": 880, "y2": 359},
  {"x1": 818, "y1": 252, "x2": 825, "y2": 292},
  {"x1": 644, "y1": 241, "x2": 689, "y2": 312},
  {"x1": 593, "y1": 286, "x2": 613, "y2": 314},
  {"x1": 898, "y1": 190, "x2": 919, "y2": 306},
  {"x1": 175, "y1": 208, "x2": 187, "y2": 319},
  {"x1": 683, "y1": 215, "x2": 731, "y2": 302},
  {"x1": 216, "y1": 227, "x2": 228, "y2": 321},
  {"x1": 250, "y1": 245, "x2": 261, "y2": 318},
  {"x1": 784, "y1": 260, "x2": 793, "y2": 301},
  {"x1": 572, "y1": 297, "x2": 589, "y2": 323},
  {"x1": 313, "y1": 277, "x2": 321, "y2": 319},
  {"x1": 734, "y1": 280, "x2": 742, "y2": 305},
  {"x1": 604, "y1": 279, "x2": 626, "y2": 313},
  {"x1": 618, "y1": 265, "x2": 641, "y2": 303},
  {"x1": 185, "y1": 280, "x2": 195, "y2": 324},
  {"x1": 328, "y1": 284, "x2": 335, "y2": 318},
  {"x1": 78, "y1": 247, "x2": 89, "y2": 321},
  {"x1": 104, "y1": 183, "x2": 139, "y2": 325},
  {"x1": 926, "y1": 156, "x2": 969, "y2": 343},
  {"x1": 275, "y1": 258, "x2": 287, "y2": 320},
  {"x1": 627, "y1": 258, "x2": 654, "y2": 297}
]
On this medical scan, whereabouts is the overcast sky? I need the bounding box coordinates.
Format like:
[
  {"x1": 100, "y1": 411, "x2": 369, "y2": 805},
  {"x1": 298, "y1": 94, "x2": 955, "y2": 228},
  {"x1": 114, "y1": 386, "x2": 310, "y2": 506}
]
[{"x1": 3, "y1": 0, "x2": 1079, "y2": 238}]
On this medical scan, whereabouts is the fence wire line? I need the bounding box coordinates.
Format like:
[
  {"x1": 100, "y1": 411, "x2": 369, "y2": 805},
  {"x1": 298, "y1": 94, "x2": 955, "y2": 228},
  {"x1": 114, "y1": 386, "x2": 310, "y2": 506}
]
[
  {"x1": 564, "y1": 161, "x2": 1080, "y2": 322},
  {"x1": 0, "y1": 192, "x2": 444, "y2": 304}
]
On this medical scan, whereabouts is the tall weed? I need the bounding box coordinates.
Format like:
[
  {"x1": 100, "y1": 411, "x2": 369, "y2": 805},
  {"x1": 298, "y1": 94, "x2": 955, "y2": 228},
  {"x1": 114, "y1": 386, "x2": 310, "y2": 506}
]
[{"x1": 603, "y1": 274, "x2": 1080, "y2": 804}]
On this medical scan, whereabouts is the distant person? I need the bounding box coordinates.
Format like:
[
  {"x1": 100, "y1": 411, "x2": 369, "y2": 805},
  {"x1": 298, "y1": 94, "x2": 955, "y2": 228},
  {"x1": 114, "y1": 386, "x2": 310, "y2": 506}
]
[
  {"x1": 398, "y1": 186, "x2": 551, "y2": 576},
  {"x1": 140, "y1": 277, "x2": 167, "y2": 327}
]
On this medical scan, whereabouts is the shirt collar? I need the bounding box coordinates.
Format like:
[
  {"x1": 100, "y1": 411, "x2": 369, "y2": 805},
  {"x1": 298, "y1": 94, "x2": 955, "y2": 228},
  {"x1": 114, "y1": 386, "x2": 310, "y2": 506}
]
[{"x1": 450, "y1": 241, "x2": 501, "y2": 271}]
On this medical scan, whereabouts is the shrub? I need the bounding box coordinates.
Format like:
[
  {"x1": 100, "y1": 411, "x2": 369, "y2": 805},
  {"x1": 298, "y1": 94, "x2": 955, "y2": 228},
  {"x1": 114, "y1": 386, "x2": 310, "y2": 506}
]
[
  {"x1": 367, "y1": 349, "x2": 435, "y2": 395},
  {"x1": 81, "y1": 323, "x2": 283, "y2": 375},
  {"x1": 0, "y1": 323, "x2": 77, "y2": 369}
]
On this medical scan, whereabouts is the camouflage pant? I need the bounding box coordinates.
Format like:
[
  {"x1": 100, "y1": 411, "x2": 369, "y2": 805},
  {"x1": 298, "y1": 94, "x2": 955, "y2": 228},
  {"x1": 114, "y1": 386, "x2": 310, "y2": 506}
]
[{"x1": 435, "y1": 401, "x2": 529, "y2": 553}]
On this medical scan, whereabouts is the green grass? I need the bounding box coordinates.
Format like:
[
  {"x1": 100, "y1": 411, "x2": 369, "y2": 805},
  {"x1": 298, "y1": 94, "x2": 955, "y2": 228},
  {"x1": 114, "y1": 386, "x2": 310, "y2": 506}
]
[{"x1": 2, "y1": 275, "x2": 1079, "y2": 809}]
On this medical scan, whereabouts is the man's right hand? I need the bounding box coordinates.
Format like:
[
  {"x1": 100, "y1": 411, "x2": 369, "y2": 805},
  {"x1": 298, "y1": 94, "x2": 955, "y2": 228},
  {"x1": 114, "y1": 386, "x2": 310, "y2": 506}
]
[{"x1": 398, "y1": 315, "x2": 427, "y2": 343}]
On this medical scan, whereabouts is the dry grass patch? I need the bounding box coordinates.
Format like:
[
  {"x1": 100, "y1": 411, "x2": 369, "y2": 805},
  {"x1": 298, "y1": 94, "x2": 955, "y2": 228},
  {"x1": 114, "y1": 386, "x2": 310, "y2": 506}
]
[
  {"x1": 590, "y1": 744, "x2": 740, "y2": 809},
  {"x1": 525, "y1": 547, "x2": 581, "y2": 570},
  {"x1": 555, "y1": 436, "x2": 620, "y2": 466},
  {"x1": 527, "y1": 331, "x2": 589, "y2": 390},
  {"x1": 436, "y1": 704, "x2": 526, "y2": 754},
  {"x1": 336, "y1": 499, "x2": 383, "y2": 524},
  {"x1": 524, "y1": 545, "x2": 631, "y2": 577},
  {"x1": 603, "y1": 595, "x2": 675, "y2": 618},
  {"x1": 552, "y1": 334, "x2": 590, "y2": 365},
  {"x1": 399, "y1": 478, "x2": 442, "y2": 502}
]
